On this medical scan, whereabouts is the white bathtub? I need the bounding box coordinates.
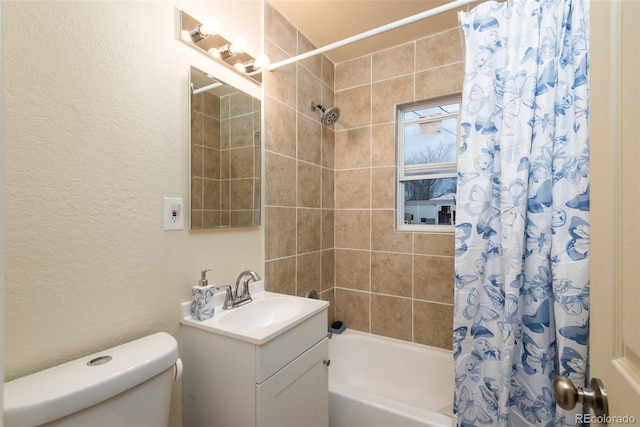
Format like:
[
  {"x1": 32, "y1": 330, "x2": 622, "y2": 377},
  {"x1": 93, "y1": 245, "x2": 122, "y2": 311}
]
[{"x1": 328, "y1": 329, "x2": 454, "y2": 427}]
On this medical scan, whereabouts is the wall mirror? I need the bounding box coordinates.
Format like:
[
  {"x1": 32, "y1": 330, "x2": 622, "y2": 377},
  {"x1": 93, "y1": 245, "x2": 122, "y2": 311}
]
[{"x1": 189, "y1": 66, "x2": 261, "y2": 229}]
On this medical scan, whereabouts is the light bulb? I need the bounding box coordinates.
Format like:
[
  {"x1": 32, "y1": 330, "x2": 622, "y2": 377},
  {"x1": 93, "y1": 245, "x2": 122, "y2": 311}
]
[
  {"x1": 252, "y1": 54, "x2": 271, "y2": 70},
  {"x1": 230, "y1": 36, "x2": 248, "y2": 54},
  {"x1": 234, "y1": 62, "x2": 248, "y2": 73},
  {"x1": 215, "y1": 44, "x2": 233, "y2": 59},
  {"x1": 180, "y1": 30, "x2": 192, "y2": 42},
  {"x1": 208, "y1": 48, "x2": 221, "y2": 59},
  {"x1": 200, "y1": 17, "x2": 220, "y2": 36}
]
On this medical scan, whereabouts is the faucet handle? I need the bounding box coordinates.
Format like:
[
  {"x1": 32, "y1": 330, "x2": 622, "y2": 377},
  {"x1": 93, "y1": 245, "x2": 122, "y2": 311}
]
[{"x1": 216, "y1": 285, "x2": 234, "y2": 310}]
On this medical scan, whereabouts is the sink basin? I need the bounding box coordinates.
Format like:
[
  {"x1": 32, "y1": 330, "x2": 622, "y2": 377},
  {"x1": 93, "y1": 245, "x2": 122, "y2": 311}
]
[
  {"x1": 180, "y1": 280, "x2": 329, "y2": 345},
  {"x1": 217, "y1": 297, "x2": 307, "y2": 330}
]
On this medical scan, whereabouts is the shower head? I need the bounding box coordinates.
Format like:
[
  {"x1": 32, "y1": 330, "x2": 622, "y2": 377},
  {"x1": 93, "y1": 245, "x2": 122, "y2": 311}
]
[{"x1": 310, "y1": 102, "x2": 340, "y2": 127}]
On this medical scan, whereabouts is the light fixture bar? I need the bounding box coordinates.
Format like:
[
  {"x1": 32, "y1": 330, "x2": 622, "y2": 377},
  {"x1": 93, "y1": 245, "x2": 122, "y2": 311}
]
[
  {"x1": 266, "y1": 0, "x2": 476, "y2": 71},
  {"x1": 177, "y1": 10, "x2": 264, "y2": 84}
]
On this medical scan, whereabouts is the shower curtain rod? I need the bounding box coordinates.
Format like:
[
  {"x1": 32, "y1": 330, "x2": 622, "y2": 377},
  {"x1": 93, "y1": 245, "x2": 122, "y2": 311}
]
[
  {"x1": 266, "y1": 0, "x2": 475, "y2": 71},
  {"x1": 192, "y1": 82, "x2": 223, "y2": 95}
]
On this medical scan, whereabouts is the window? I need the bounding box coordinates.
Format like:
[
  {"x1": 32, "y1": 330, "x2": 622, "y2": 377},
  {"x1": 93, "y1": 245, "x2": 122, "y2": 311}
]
[{"x1": 396, "y1": 95, "x2": 461, "y2": 231}]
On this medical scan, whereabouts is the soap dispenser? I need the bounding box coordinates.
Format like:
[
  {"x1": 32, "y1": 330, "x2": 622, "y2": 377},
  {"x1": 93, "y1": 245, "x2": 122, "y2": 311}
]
[{"x1": 191, "y1": 269, "x2": 215, "y2": 321}]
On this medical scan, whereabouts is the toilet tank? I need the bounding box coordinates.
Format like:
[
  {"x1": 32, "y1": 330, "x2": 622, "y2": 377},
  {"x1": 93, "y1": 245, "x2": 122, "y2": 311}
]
[{"x1": 4, "y1": 332, "x2": 179, "y2": 427}]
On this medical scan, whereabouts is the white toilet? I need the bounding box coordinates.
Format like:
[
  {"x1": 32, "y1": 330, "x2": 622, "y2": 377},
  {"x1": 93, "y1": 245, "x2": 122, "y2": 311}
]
[{"x1": 4, "y1": 332, "x2": 182, "y2": 427}]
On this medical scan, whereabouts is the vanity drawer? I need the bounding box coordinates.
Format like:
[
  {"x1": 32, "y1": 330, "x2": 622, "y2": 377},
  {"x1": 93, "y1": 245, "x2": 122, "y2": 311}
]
[{"x1": 255, "y1": 309, "x2": 327, "y2": 383}]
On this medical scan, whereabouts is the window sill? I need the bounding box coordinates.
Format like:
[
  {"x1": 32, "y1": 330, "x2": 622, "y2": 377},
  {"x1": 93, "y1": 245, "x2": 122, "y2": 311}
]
[{"x1": 397, "y1": 224, "x2": 455, "y2": 233}]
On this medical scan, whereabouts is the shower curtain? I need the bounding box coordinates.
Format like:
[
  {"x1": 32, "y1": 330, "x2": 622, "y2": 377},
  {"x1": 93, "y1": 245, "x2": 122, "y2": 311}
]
[{"x1": 453, "y1": 0, "x2": 590, "y2": 426}]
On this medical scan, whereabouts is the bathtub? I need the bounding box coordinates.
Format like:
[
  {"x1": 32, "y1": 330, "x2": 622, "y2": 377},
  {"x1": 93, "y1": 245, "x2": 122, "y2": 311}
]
[{"x1": 328, "y1": 329, "x2": 454, "y2": 427}]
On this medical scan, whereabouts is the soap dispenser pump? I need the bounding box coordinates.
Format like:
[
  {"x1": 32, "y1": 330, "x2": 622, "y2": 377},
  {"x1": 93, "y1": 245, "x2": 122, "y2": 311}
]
[
  {"x1": 198, "y1": 269, "x2": 210, "y2": 287},
  {"x1": 191, "y1": 269, "x2": 215, "y2": 321}
]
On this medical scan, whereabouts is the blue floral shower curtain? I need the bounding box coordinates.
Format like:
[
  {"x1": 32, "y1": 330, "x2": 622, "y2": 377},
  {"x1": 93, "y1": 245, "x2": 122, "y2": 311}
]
[{"x1": 453, "y1": 0, "x2": 590, "y2": 426}]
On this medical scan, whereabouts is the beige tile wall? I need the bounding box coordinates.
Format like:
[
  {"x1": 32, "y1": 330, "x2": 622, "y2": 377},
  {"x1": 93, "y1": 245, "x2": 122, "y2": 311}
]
[
  {"x1": 264, "y1": 2, "x2": 462, "y2": 349},
  {"x1": 191, "y1": 91, "x2": 222, "y2": 229},
  {"x1": 263, "y1": 2, "x2": 336, "y2": 320},
  {"x1": 192, "y1": 91, "x2": 261, "y2": 228},
  {"x1": 331, "y1": 29, "x2": 462, "y2": 350},
  {"x1": 221, "y1": 93, "x2": 261, "y2": 227}
]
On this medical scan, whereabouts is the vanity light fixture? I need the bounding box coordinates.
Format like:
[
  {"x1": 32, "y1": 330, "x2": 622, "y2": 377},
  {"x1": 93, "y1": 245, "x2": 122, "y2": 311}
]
[
  {"x1": 208, "y1": 46, "x2": 225, "y2": 59},
  {"x1": 178, "y1": 9, "x2": 265, "y2": 84},
  {"x1": 182, "y1": 16, "x2": 220, "y2": 43},
  {"x1": 210, "y1": 44, "x2": 235, "y2": 60},
  {"x1": 230, "y1": 37, "x2": 248, "y2": 54},
  {"x1": 212, "y1": 36, "x2": 247, "y2": 60},
  {"x1": 233, "y1": 61, "x2": 252, "y2": 73},
  {"x1": 233, "y1": 54, "x2": 271, "y2": 74},
  {"x1": 253, "y1": 54, "x2": 271, "y2": 70}
]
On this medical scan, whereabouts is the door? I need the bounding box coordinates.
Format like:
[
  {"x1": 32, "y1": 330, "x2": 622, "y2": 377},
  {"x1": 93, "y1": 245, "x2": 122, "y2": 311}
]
[
  {"x1": 590, "y1": 0, "x2": 640, "y2": 423},
  {"x1": 256, "y1": 338, "x2": 329, "y2": 427}
]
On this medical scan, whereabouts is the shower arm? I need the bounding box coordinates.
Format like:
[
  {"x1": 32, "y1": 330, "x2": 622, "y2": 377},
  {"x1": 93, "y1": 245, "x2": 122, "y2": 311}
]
[{"x1": 266, "y1": 0, "x2": 476, "y2": 72}]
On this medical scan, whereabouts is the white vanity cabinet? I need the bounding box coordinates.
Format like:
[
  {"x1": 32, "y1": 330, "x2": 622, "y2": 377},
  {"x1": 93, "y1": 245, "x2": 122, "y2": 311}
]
[
  {"x1": 256, "y1": 337, "x2": 328, "y2": 427},
  {"x1": 181, "y1": 302, "x2": 329, "y2": 427}
]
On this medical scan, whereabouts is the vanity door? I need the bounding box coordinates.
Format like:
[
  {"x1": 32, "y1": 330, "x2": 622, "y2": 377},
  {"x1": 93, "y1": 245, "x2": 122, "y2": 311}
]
[{"x1": 256, "y1": 338, "x2": 329, "y2": 427}]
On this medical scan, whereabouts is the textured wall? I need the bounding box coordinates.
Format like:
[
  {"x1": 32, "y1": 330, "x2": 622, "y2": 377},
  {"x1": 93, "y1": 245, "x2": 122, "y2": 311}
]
[
  {"x1": 263, "y1": 2, "x2": 336, "y2": 320},
  {"x1": 332, "y1": 29, "x2": 463, "y2": 349},
  {"x1": 3, "y1": 2, "x2": 263, "y2": 425}
]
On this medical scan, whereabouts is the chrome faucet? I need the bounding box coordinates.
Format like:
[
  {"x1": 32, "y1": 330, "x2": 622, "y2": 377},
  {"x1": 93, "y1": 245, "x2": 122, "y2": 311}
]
[
  {"x1": 217, "y1": 270, "x2": 262, "y2": 310},
  {"x1": 216, "y1": 286, "x2": 236, "y2": 310},
  {"x1": 235, "y1": 270, "x2": 261, "y2": 300}
]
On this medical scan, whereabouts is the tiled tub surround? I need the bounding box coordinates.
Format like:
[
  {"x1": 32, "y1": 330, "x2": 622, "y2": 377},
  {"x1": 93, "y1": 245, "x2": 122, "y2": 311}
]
[
  {"x1": 263, "y1": 2, "x2": 336, "y2": 318},
  {"x1": 191, "y1": 90, "x2": 261, "y2": 228},
  {"x1": 263, "y1": 1, "x2": 462, "y2": 350},
  {"x1": 332, "y1": 29, "x2": 463, "y2": 349}
]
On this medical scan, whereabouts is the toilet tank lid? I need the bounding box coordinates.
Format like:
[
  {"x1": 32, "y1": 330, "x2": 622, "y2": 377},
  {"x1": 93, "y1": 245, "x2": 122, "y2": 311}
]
[{"x1": 4, "y1": 332, "x2": 179, "y2": 427}]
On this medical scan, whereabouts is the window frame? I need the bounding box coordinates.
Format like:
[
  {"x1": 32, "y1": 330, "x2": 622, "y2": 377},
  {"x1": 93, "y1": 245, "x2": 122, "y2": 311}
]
[{"x1": 396, "y1": 95, "x2": 462, "y2": 233}]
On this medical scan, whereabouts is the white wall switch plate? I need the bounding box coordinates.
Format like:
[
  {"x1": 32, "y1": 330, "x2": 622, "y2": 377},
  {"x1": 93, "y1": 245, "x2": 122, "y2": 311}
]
[{"x1": 163, "y1": 197, "x2": 184, "y2": 230}]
